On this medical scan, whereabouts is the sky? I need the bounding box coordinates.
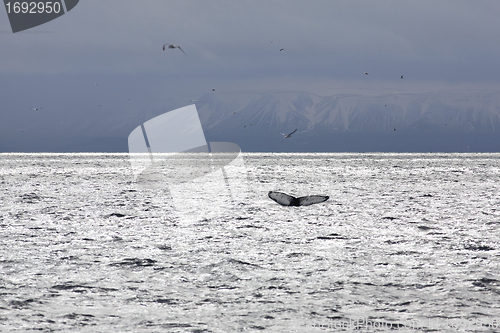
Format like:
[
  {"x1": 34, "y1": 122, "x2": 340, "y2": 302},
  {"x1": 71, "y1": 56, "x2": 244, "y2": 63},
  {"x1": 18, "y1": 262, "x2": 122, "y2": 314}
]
[{"x1": 1, "y1": 0, "x2": 500, "y2": 151}]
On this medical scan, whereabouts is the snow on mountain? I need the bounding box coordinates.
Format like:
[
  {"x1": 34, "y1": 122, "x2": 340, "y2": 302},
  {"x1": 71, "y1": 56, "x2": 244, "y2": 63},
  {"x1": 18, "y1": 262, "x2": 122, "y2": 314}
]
[{"x1": 196, "y1": 90, "x2": 500, "y2": 137}]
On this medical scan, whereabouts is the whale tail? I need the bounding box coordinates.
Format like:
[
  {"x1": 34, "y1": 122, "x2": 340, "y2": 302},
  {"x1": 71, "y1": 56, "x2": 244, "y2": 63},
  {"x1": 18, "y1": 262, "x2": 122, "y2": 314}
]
[
  {"x1": 268, "y1": 191, "x2": 329, "y2": 206},
  {"x1": 298, "y1": 195, "x2": 330, "y2": 206}
]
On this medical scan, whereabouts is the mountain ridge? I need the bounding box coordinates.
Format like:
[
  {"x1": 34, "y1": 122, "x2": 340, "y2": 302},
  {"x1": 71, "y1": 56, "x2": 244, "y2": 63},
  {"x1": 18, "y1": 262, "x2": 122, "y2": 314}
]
[
  {"x1": 197, "y1": 90, "x2": 500, "y2": 134},
  {"x1": 196, "y1": 89, "x2": 500, "y2": 152}
]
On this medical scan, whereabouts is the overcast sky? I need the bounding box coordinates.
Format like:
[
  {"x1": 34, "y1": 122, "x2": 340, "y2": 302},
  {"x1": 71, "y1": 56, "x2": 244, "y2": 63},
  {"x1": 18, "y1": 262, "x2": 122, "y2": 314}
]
[{"x1": 1, "y1": 1, "x2": 500, "y2": 150}]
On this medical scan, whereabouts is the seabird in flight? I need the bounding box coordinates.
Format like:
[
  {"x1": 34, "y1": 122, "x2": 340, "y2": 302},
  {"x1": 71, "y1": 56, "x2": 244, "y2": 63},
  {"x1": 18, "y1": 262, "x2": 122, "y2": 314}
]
[
  {"x1": 400, "y1": 75, "x2": 404, "y2": 79},
  {"x1": 32, "y1": 107, "x2": 43, "y2": 111},
  {"x1": 163, "y1": 44, "x2": 186, "y2": 55},
  {"x1": 281, "y1": 129, "x2": 297, "y2": 138}
]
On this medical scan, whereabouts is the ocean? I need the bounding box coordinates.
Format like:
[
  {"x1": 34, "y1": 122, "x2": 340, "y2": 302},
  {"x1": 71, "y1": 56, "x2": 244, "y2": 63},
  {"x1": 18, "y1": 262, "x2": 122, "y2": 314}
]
[{"x1": 1, "y1": 153, "x2": 499, "y2": 332}]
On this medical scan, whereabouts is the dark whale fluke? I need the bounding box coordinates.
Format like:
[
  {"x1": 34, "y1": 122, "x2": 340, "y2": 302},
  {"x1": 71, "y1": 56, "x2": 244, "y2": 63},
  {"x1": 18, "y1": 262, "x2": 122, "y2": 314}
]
[{"x1": 268, "y1": 191, "x2": 329, "y2": 206}]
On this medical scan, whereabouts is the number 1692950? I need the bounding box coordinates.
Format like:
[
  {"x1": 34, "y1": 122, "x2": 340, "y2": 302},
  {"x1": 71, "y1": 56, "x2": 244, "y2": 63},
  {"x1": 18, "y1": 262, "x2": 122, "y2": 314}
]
[{"x1": 5, "y1": 2, "x2": 62, "y2": 14}]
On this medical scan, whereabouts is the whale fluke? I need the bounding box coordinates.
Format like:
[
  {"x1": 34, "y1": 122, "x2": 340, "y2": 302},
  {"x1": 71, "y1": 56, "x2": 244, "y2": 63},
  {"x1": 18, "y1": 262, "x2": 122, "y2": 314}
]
[
  {"x1": 298, "y1": 194, "x2": 330, "y2": 206},
  {"x1": 268, "y1": 191, "x2": 329, "y2": 206}
]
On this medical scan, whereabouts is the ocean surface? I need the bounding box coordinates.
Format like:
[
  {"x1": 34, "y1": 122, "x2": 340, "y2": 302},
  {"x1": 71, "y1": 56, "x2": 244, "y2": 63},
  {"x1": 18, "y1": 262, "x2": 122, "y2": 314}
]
[{"x1": 1, "y1": 153, "x2": 500, "y2": 332}]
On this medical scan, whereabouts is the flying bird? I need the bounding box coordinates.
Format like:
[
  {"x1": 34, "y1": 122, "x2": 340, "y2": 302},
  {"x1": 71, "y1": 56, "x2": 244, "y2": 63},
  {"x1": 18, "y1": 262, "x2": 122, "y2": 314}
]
[
  {"x1": 280, "y1": 48, "x2": 284, "y2": 51},
  {"x1": 163, "y1": 44, "x2": 186, "y2": 55},
  {"x1": 280, "y1": 129, "x2": 297, "y2": 138},
  {"x1": 32, "y1": 107, "x2": 43, "y2": 111},
  {"x1": 268, "y1": 191, "x2": 329, "y2": 206},
  {"x1": 400, "y1": 75, "x2": 404, "y2": 79},
  {"x1": 364, "y1": 72, "x2": 369, "y2": 75}
]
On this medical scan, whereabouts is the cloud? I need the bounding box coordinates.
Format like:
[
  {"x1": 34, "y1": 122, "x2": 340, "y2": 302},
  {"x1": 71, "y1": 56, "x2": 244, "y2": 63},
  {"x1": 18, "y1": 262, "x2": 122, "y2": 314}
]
[{"x1": 1, "y1": 0, "x2": 500, "y2": 83}]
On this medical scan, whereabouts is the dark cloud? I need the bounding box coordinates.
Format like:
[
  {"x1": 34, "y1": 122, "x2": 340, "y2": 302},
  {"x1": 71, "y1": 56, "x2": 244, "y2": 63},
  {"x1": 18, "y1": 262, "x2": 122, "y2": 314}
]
[
  {"x1": 2, "y1": 1, "x2": 500, "y2": 151},
  {"x1": 1, "y1": 1, "x2": 500, "y2": 81}
]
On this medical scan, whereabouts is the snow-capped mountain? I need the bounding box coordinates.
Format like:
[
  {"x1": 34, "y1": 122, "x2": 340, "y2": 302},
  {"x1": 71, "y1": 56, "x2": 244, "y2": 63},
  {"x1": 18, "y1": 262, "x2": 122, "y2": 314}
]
[
  {"x1": 197, "y1": 90, "x2": 500, "y2": 135},
  {"x1": 195, "y1": 89, "x2": 500, "y2": 152}
]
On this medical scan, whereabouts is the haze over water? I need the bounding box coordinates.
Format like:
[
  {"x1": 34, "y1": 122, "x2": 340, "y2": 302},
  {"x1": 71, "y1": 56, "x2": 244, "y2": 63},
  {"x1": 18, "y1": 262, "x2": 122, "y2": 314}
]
[{"x1": 1, "y1": 153, "x2": 500, "y2": 332}]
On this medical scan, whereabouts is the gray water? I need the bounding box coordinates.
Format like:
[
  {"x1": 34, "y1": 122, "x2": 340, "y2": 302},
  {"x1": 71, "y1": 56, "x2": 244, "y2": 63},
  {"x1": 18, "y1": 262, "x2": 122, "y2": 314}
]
[{"x1": 1, "y1": 153, "x2": 500, "y2": 332}]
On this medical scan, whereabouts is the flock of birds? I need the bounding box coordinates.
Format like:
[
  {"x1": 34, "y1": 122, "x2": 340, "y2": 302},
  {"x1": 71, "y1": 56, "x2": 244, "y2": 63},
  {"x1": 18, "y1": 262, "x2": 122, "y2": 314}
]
[
  {"x1": 160, "y1": 42, "x2": 408, "y2": 138},
  {"x1": 161, "y1": 41, "x2": 299, "y2": 138},
  {"x1": 29, "y1": 42, "x2": 407, "y2": 138}
]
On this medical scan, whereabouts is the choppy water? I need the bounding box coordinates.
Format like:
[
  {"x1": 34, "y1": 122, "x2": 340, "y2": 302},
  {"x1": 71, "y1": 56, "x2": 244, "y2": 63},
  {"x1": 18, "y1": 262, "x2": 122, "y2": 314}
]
[{"x1": 1, "y1": 153, "x2": 500, "y2": 332}]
